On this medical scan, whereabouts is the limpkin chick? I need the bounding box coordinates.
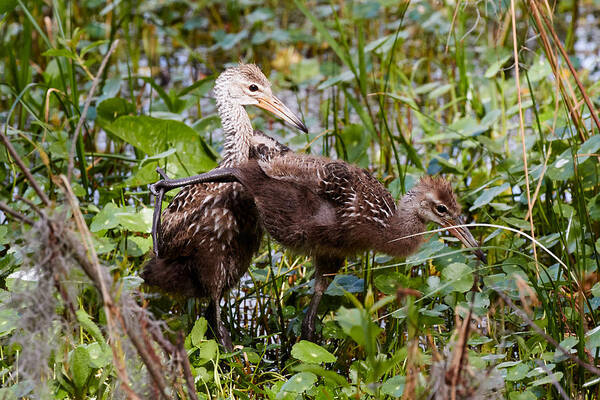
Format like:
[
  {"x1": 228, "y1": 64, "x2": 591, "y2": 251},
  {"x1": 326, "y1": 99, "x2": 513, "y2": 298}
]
[
  {"x1": 142, "y1": 64, "x2": 307, "y2": 350},
  {"x1": 150, "y1": 154, "x2": 486, "y2": 342}
]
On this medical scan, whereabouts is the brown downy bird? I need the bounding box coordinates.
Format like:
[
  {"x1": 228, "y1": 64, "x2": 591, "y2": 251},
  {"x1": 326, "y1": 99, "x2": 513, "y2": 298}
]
[
  {"x1": 142, "y1": 64, "x2": 307, "y2": 350},
  {"x1": 150, "y1": 154, "x2": 487, "y2": 342}
]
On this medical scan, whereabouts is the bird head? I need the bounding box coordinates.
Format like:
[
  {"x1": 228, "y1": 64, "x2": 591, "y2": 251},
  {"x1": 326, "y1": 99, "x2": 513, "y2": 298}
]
[
  {"x1": 411, "y1": 176, "x2": 486, "y2": 262},
  {"x1": 215, "y1": 63, "x2": 308, "y2": 133}
]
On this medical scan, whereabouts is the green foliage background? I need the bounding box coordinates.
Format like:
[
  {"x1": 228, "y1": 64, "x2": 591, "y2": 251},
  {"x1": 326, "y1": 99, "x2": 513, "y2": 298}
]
[{"x1": 1, "y1": 0, "x2": 600, "y2": 398}]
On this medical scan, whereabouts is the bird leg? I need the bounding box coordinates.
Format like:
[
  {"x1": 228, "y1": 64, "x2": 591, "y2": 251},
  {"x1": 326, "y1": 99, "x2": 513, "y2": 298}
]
[
  {"x1": 149, "y1": 167, "x2": 241, "y2": 257},
  {"x1": 300, "y1": 255, "x2": 344, "y2": 342},
  {"x1": 205, "y1": 299, "x2": 233, "y2": 351},
  {"x1": 149, "y1": 167, "x2": 240, "y2": 196}
]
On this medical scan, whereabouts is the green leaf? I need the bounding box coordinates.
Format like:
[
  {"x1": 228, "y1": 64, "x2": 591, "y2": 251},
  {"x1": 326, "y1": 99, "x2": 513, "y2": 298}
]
[
  {"x1": 334, "y1": 306, "x2": 381, "y2": 347},
  {"x1": 278, "y1": 372, "x2": 317, "y2": 395},
  {"x1": 43, "y1": 48, "x2": 77, "y2": 60},
  {"x1": 96, "y1": 98, "x2": 135, "y2": 123},
  {"x1": 71, "y1": 345, "x2": 91, "y2": 389},
  {"x1": 90, "y1": 203, "x2": 120, "y2": 232},
  {"x1": 291, "y1": 340, "x2": 336, "y2": 364},
  {"x1": 86, "y1": 343, "x2": 111, "y2": 369},
  {"x1": 197, "y1": 340, "x2": 218, "y2": 362},
  {"x1": 554, "y1": 337, "x2": 578, "y2": 362},
  {"x1": 381, "y1": 375, "x2": 405, "y2": 397},
  {"x1": 505, "y1": 362, "x2": 529, "y2": 382},
  {"x1": 325, "y1": 274, "x2": 364, "y2": 296},
  {"x1": 116, "y1": 207, "x2": 153, "y2": 233},
  {"x1": 103, "y1": 115, "x2": 217, "y2": 176},
  {"x1": 0, "y1": 0, "x2": 17, "y2": 13},
  {"x1": 76, "y1": 309, "x2": 108, "y2": 351},
  {"x1": 592, "y1": 282, "x2": 600, "y2": 297},
  {"x1": 531, "y1": 371, "x2": 563, "y2": 387},
  {"x1": 441, "y1": 262, "x2": 473, "y2": 293},
  {"x1": 190, "y1": 318, "x2": 208, "y2": 348},
  {"x1": 292, "y1": 363, "x2": 349, "y2": 387},
  {"x1": 374, "y1": 271, "x2": 404, "y2": 295},
  {"x1": 484, "y1": 54, "x2": 511, "y2": 78},
  {"x1": 469, "y1": 183, "x2": 510, "y2": 211}
]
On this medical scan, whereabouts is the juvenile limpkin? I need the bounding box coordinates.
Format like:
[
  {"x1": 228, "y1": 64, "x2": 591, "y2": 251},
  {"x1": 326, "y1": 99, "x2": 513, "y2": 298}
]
[
  {"x1": 142, "y1": 64, "x2": 307, "y2": 349},
  {"x1": 150, "y1": 154, "x2": 486, "y2": 342}
]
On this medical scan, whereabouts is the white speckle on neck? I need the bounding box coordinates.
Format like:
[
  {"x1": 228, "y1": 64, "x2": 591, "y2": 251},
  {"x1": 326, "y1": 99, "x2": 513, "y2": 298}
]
[{"x1": 213, "y1": 71, "x2": 254, "y2": 167}]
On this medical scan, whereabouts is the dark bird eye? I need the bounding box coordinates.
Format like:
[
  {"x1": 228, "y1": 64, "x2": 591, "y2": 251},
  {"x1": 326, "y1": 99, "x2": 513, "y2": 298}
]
[
  {"x1": 249, "y1": 84, "x2": 259, "y2": 92},
  {"x1": 436, "y1": 204, "x2": 448, "y2": 214}
]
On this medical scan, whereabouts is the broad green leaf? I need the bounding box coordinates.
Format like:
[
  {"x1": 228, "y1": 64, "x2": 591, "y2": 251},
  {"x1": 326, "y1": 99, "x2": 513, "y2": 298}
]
[
  {"x1": 0, "y1": 307, "x2": 18, "y2": 338},
  {"x1": 278, "y1": 372, "x2": 317, "y2": 395},
  {"x1": 123, "y1": 236, "x2": 152, "y2": 257},
  {"x1": 592, "y1": 282, "x2": 600, "y2": 297},
  {"x1": 292, "y1": 363, "x2": 349, "y2": 387},
  {"x1": 586, "y1": 325, "x2": 600, "y2": 349},
  {"x1": 531, "y1": 371, "x2": 563, "y2": 387},
  {"x1": 197, "y1": 340, "x2": 218, "y2": 362},
  {"x1": 505, "y1": 362, "x2": 529, "y2": 382},
  {"x1": 96, "y1": 98, "x2": 135, "y2": 123},
  {"x1": 291, "y1": 340, "x2": 336, "y2": 364},
  {"x1": 190, "y1": 318, "x2": 208, "y2": 348},
  {"x1": 469, "y1": 183, "x2": 510, "y2": 211},
  {"x1": 325, "y1": 274, "x2": 364, "y2": 296},
  {"x1": 90, "y1": 203, "x2": 120, "y2": 232},
  {"x1": 116, "y1": 207, "x2": 152, "y2": 233},
  {"x1": 86, "y1": 343, "x2": 111, "y2": 369},
  {"x1": 554, "y1": 337, "x2": 578, "y2": 362},
  {"x1": 381, "y1": 375, "x2": 405, "y2": 397},
  {"x1": 374, "y1": 271, "x2": 404, "y2": 295},
  {"x1": 334, "y1": 306, "x2": 381, "y2": 347},
  {"x1": 509, "y1": 390, "x2": 537, "y2": 400},
  {"x1": 441, "y1": 262, "x2": 473, "y2": 293},
  {"x1": 71, "y1": 345, "x2": 91, "y2": 389},
  {"x1": 102, "y1": 115, "x2": 217, "y2": 176}
]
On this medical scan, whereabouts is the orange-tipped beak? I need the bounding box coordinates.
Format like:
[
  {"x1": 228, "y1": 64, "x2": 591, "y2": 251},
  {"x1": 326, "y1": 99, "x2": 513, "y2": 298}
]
[
  {"x1": 443, "y1": 216, "x2": 487, "y2": 263},
  {"x1": 256, "y1": 94, "x2": 308, "y2": 133}
]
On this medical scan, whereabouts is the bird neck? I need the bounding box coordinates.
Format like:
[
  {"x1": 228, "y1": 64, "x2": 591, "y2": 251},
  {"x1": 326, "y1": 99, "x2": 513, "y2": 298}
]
[
  {"x1": 214, "y1": 86, "x2": 254, "y2": 167},
  {"x1": 378, "y1": 195, "x2": 427, "y2": 257}
]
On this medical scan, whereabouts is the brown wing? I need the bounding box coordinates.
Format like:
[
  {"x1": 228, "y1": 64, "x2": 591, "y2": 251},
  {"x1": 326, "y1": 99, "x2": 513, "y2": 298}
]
[
  {"x1": 257, "y1": 155, "x2": 396, "y2": 228},
  {"x1": 158, "y1": 181, "x2": 251, "y2": 258},
  {"x1": 319, "y1": 162, "x2": 396, "y2": 227}
]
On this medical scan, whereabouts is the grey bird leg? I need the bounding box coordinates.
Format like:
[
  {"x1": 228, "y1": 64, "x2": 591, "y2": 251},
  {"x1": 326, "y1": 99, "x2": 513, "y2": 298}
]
[
  {"x1": 205, "y1": 299, "x2": 233, "y2": 351},
  {"x1": 149, "y1": 167, "x2": 240, "y2": 196},
  {"x1": 149, "y1": 167, "x2": 241, "y2": 257},
  {"x1": 300, "y1": 255, "x2": 344, "y2": 342}
]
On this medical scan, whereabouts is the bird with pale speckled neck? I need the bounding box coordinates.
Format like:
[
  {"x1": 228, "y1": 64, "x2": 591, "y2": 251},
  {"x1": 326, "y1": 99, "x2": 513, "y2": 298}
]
[
  {"x1": 142, "y1": 64, "x2": 307, "y2": 350},
  {"x1": 150, "y1": 153, "x2": 486, "y2": 342}
]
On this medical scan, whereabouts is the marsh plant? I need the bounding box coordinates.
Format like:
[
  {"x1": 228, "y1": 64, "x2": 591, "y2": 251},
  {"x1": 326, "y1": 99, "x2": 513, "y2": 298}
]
[{"x1": 1, "y1": 0, "x2": 600, "y2": 398}]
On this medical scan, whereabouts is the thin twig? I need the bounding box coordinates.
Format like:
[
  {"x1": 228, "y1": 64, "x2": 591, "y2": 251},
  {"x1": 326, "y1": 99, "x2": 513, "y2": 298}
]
[
  {"x1": 0, "y1": 131, "x2": 51, "y2": 206},
  {"x1": 495, "y1": 290, "x2": 600, "y2": 376},
  {"x1": 0, "y1": 200, "x2": 34, "y2": 225},
  {"x1": 67, "y1": 40, "x2": 119, "y2": 182}
]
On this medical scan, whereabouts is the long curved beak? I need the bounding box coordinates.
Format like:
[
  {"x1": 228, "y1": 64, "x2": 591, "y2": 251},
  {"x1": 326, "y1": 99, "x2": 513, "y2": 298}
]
[
  {"x1": 443, "y1": 216, "x2": 487, "y2": 263},
  {"x1": 256, "y1": 94, "x2": 308, "y2": 133}
]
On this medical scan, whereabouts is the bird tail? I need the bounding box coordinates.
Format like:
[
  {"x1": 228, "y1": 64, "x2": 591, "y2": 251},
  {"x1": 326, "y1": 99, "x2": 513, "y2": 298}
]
[{"x1": 142, "y1": 255, "x2": 198, "y2": 297}]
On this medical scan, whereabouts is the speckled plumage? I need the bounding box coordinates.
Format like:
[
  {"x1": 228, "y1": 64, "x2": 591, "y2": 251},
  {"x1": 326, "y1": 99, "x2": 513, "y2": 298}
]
[
  {"x1": 143, "y1": 64, "x2": 305, "y2": 349},
  {"x1": 150, "y1": 155, "x2": 484, "y2": 342}
]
